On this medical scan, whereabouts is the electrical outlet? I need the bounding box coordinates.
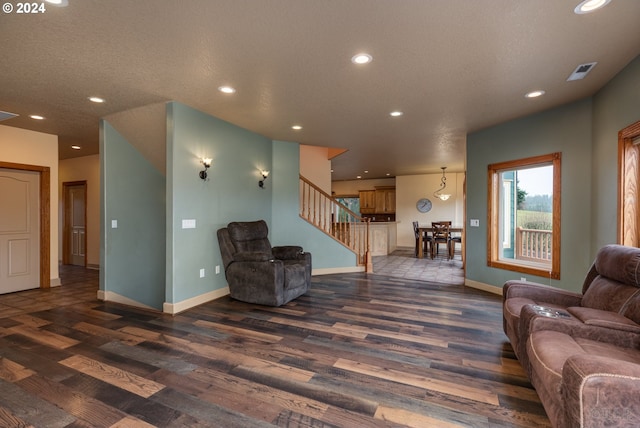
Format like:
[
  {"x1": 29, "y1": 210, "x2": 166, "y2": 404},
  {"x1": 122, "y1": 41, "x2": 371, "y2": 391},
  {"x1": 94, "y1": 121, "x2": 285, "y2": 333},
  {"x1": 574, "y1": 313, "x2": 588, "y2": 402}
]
[
  {"x1": 470, "y1": 219, "x2": 480, "y2": 227},
  {"x1": 111, "y1": 219, "x2": 118, "y2": 229},
  {"x1": 520, "y1": 277, "x2": 527, "y2": 282},
  {"x1": 199, "y1": 268, "x2": 205, "y2": 278},
  {"x1": 215, "y1": 265, "x2": 220, "y2": 274}
]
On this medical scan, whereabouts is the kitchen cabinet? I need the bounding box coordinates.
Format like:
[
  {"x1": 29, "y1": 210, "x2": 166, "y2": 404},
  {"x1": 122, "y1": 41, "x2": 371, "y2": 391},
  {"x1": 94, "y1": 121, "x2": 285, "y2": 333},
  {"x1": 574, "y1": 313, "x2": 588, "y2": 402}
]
[
  {"x1": 359, "y1": 190, "x2": 376, "y2": 214},
  {"x1": 375, "y1": 187, "x2": 396, "y2": 214},
  {"x1": 359, "y1": 187, "x2": 396, "y2": 215}
]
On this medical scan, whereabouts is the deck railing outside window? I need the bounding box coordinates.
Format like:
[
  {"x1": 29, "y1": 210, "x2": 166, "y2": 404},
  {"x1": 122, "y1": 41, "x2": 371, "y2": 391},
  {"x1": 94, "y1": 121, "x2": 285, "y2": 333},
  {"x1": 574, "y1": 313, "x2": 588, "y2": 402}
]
[{"x1": 516, "y1": 227, "x2": 552, "y2": 263}]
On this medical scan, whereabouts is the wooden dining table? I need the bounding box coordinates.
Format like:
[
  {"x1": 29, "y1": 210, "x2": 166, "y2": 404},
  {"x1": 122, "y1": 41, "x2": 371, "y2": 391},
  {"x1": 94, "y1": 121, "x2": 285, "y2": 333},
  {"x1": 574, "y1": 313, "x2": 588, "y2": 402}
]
[{"x1": 417, "y1": 226, "x2": 463, "y2": 259}]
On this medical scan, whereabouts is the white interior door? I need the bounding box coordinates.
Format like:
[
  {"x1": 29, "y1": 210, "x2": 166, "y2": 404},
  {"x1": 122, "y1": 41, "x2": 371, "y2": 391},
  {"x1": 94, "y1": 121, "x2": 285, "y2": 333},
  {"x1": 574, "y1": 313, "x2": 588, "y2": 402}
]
[{"x1": 0, "y1": 168, "x2": 40, "y2": 293}]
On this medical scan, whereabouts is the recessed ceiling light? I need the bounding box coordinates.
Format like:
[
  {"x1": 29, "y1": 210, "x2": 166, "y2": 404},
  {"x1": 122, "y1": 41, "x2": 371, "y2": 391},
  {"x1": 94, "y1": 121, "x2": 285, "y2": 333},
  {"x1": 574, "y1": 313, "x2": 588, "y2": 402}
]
[
  {"x1": 364, "y1": 170, "x2": 369, "y2": 174},
  {"x1": 390, "y1": 111, "x2": 403, "y2": 117},
  {"x1": 525, "y1": 90, "x2": 545, "y2": 98},
  {"x1": 71, "y1": 145, "x2": 81, "y2": 150},
  {"x1": 44, "y1": 0, "x2": 68, "y2": 6},
  {"x1": 218, "y1": 86, "x2": 236, "y2": 94},
  {"x1": 292, "y1": 125, "x2": 302, "y2": 130},
  {"x1": 574, "y1": 0, "x2": 611, "y2": 14},
  {"x1": 29, "y1": 115, "x2": 45, "y2": 120},
  {"x1": 88, "y1": 96, "x2": 105, "y2": 103},
  {"x1": 386, "y1": 173, "x2": 391, "y2": 176},
  {"x1": 356, "y1": 175, "x2": 362, "y2": 179},
  {"x1": 351, "y1": 53, "x2": 373, "y2": 65}
]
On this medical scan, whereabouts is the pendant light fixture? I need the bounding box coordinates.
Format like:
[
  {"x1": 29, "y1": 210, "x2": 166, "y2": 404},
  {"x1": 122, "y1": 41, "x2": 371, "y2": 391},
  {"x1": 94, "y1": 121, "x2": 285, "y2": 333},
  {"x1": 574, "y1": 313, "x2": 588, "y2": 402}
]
[{"x1": 434, "y1": 167, "x2": 451, "y2": 201}]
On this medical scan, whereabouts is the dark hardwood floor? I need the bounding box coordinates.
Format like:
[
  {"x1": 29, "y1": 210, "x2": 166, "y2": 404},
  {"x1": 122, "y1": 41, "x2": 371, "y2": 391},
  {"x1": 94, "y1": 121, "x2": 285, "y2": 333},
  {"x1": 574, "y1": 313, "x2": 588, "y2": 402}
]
[{"x1": 0, "y1": 265, "x2": 550, "y2": 427}]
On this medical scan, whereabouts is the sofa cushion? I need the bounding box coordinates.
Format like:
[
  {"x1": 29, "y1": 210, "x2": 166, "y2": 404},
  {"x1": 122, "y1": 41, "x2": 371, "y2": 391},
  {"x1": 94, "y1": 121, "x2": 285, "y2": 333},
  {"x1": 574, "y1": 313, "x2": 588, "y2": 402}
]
[
  {"x1": 572, "y1": 337, "x2": 640, "y2": 365},
  {"x1": 620, "y1": 289, "x2": 640, "y2": 325},
  {"x1": 567, "y1": 306, "x2": 640, "y2": 333},
  {"x1": 528, "y1": 330, "x2": 585, "y2": 380},
  {"x1": 593, "y1": 244, "x2": 640, "y2": 287},
  {"x1": 529, "y1": 330, "x2": 640, "y2": 383},
  {"x1": 581, "y1": 276, "x2": 639, "y2": 312},
  {"x1": 227, "y1": 221, "x2": 273, "y2": 255}
]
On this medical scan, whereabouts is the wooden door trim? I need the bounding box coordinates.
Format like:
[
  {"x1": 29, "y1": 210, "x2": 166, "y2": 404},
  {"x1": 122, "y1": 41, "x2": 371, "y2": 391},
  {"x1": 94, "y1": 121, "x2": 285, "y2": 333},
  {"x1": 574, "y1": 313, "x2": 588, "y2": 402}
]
[
  {"x1": 0, "y1": 161, "x2": 50, "y2": 289},
  {"x1": 618, "y1": 120, "x2": 640, "y2": 246},
  {"x1": 62, "y1": 181, "x2": 88, "y2": 267}
]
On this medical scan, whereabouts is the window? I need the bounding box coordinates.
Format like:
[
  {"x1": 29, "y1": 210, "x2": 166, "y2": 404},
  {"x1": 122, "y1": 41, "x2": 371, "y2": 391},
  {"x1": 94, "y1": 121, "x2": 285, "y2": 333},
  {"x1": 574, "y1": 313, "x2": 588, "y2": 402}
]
[
  {"x1": 335, "y1": 196, "x2": 361, "y2": 220},
  {"x1": 488, "y1": 153, "x2": 561, "y2": 279}
]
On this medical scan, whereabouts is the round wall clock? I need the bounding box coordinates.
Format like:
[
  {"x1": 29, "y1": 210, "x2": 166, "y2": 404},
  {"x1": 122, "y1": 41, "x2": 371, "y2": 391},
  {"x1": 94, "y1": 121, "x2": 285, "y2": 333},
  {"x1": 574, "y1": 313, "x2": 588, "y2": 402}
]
[{"x1": 416, "y1": 198, "x2": 432, "y2": 213}]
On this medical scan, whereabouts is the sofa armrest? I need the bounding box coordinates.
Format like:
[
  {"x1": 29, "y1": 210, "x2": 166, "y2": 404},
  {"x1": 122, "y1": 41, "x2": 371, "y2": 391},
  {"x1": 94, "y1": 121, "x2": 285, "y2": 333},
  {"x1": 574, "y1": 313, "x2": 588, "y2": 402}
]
[
  {"x1": 234, "y1": 251, "x2": 274, "y2": 262},
  {"x1": 503, "y1": 280, "x2": 583, "y2": 307},
  {"x1": 272, "y1": 245, "x2": 305, "y2": 260},
  {"x1": 562, "y1": 354, "x2": 640, "y2": 428}
]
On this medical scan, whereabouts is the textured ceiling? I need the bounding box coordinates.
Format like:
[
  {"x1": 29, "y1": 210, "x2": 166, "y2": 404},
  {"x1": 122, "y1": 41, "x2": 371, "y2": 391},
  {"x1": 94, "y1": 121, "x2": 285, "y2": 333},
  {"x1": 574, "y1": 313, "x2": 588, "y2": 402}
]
[{"x1": 1, "y1": 0, "x2": 639, "y2": 180}]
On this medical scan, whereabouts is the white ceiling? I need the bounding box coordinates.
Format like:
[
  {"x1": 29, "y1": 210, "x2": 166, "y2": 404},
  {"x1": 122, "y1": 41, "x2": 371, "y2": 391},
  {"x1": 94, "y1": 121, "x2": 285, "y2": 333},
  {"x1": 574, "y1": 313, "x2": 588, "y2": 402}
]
[{"x1": 1, "y1": 0, "x2": 639, "y2": 181}]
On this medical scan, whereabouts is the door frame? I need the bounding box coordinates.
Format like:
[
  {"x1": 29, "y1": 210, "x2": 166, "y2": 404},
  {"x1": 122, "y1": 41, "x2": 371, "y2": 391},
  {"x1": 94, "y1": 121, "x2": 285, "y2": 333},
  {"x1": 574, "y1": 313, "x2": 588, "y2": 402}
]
[
  {"x1": 618, "y1": 120, "x2": 640, "y2": 246},
  {"x1": 0, "y1": 161, "x2": 50, "y2": 289},
  {"x1": 62, "y1": 180, "x2": 87, "y2": 266}
]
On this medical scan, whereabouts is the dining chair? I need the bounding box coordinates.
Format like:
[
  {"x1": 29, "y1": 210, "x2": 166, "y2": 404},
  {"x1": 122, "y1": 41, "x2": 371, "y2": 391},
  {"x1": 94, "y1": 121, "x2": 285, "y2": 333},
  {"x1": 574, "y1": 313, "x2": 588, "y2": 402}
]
[
  {"x1": 430, "y1": 221, "x2": 451, "y2": 259},
  {"x1": 449, "y1": 231, "x2": 462, "y2": 260},
  {"x1": 412, "y1": 221, "x2": 429, "y2": 257},
  {"x1": 411, "y1": 221, "x2": 421, "y2": 257}
]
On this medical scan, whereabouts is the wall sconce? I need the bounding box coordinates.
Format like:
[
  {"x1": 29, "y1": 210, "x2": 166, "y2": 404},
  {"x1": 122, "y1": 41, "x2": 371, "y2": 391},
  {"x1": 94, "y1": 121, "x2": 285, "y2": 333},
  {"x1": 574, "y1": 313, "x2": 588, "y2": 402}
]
[
  {"x1": 199, "y1": 158, "x2": 212, "y2": 180},
  {"x1": 433, "y1": 166, "x2": 451, "y2": 201},
  {"x1": 259, "y1": 170, "x2": 269, "y2": 188}
]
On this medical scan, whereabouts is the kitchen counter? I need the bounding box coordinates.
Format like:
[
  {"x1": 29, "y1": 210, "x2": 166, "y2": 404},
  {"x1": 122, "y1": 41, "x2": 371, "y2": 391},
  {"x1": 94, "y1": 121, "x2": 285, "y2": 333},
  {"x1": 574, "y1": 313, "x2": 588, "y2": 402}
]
[{"x1": 353, "y1": 221, "x2": 397, "y2": 256}]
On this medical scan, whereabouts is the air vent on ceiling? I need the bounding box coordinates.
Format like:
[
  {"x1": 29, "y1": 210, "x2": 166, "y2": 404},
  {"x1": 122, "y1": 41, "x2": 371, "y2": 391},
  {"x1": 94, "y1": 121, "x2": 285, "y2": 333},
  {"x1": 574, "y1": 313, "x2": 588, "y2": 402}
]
[
  {"x1": 0, "y1": 111, "x2": 19, "y2": 122},
  {"x1": 567, "y1": 62, "x2": 597, "y2": 81}
]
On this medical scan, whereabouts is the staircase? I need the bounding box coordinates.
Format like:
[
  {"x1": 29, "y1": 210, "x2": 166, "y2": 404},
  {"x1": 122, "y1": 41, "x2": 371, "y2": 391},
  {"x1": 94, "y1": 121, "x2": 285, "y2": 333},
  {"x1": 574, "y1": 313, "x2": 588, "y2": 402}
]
[{"x1": 299, "y1": 175, "x2": 372, "y2": 272}]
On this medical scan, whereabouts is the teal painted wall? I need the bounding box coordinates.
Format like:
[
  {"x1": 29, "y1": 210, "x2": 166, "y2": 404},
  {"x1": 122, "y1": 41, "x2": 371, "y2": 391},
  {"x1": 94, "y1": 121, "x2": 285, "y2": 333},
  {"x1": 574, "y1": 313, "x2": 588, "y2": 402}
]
[
  {"x1": 466, "y1": 99, "x2": 593, "y2": 292},
  {"x1": 166, "y1": 102, "x2": 273, "y2": 304},
  {"x1": 100, "y1": 121, "x2": 166, "y2": 309},
  {"x1": 271, "y1": 140, "x2": 357, "y2": 268},
  {"x1": 466, "y1": 55, "x2": 640, "y2": 293},
  {"x1": 591, "y1": 56, "x2": 640, "y2": 254},
  {"x1": 102, "y1": 101, "x2": 361, "y2": 310}
]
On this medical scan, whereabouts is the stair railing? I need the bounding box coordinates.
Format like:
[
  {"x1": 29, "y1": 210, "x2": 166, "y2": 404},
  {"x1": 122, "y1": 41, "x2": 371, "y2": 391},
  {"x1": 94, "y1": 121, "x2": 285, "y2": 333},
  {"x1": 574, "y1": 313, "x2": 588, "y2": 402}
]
[{"x1": 299, "y1": 175, "x2": 372, "y2": 271}]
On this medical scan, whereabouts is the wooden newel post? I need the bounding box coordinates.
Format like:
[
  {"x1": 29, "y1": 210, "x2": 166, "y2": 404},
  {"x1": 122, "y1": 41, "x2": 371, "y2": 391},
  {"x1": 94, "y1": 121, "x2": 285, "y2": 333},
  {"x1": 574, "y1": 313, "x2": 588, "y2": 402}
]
[{"x1": 365, "y1": 219, "x2": 373, "y2": 272}]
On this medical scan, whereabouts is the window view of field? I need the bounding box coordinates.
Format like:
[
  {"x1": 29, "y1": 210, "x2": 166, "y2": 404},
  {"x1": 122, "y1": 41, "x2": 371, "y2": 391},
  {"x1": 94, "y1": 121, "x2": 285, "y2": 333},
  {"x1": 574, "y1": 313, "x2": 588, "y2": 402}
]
[{"x1": 517, "y1": 196, "x2": 552, "y2": 230}]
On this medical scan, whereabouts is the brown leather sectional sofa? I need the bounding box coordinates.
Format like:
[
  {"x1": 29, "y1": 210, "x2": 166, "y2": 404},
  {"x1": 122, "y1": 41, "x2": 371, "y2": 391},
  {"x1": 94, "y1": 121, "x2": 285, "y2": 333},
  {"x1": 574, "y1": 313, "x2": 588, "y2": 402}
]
[{"x1": 503, "y1": 244, "x2": 640, "y2": 427}]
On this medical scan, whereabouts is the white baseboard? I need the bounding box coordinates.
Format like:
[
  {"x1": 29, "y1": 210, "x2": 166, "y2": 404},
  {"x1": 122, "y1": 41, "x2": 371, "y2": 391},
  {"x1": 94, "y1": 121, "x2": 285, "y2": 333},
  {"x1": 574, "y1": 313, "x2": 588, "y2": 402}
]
[
  {"x1": 96, "y1": 290, "x2": 157, "y2": 311},
  {"x1": 163, "y1": 286, "x2": 231, "y2": 315},
  {"x1": 312, "y1": 266, "x2": 365, "y2": 275},
  {"x1": 50, "y1": 278, "x2": 61, "y2": 287},
  {"x1": 464, "y1": 279, "x2": 503, "y2": 296}
]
